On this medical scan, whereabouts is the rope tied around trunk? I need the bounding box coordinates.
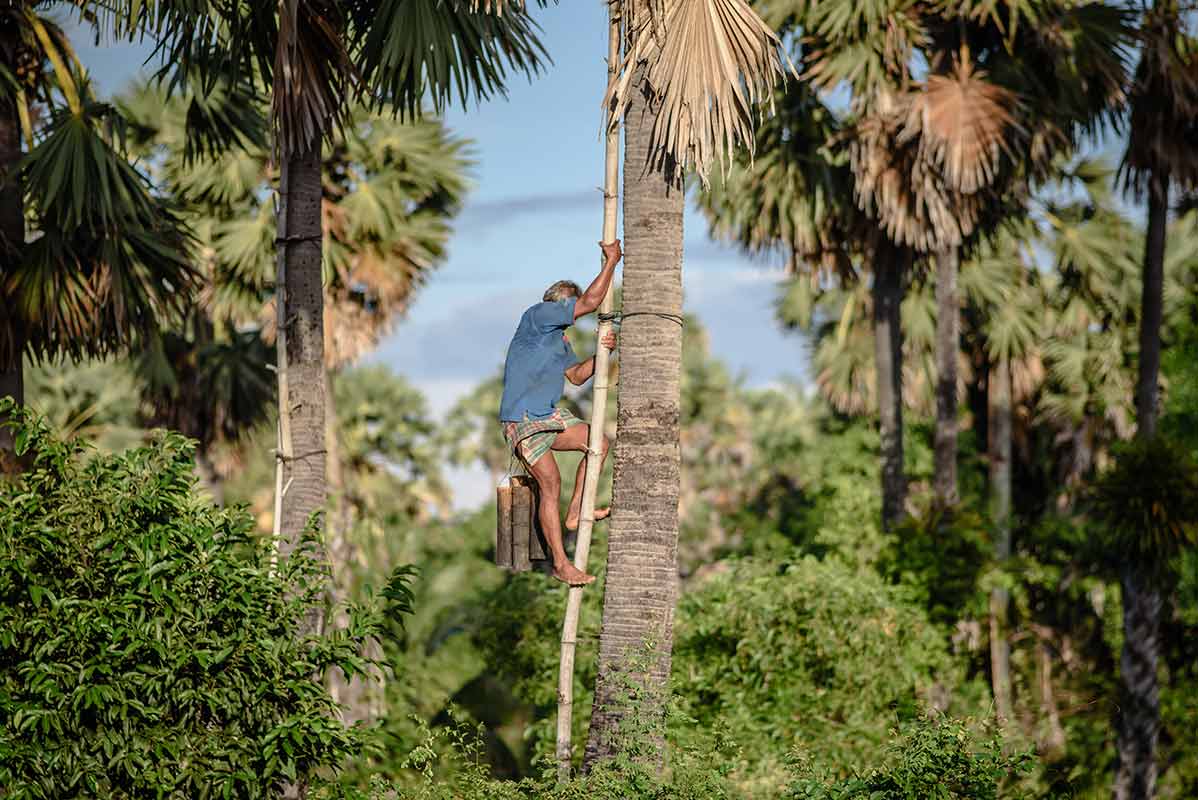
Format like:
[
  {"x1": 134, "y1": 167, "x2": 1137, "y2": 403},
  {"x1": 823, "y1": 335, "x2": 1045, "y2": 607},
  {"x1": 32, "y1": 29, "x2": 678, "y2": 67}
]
[{"x1": 598, "y1": 310, "x2": 684, "y2": 326}]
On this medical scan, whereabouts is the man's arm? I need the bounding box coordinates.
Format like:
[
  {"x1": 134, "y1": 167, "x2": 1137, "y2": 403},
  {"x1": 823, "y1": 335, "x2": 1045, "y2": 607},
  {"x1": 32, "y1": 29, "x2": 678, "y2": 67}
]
[
  {"x1": 565, "y1": 331, "x2": 617, "y2": 385},
  {"x1": 574, "y1": 239, "x2": 622, "y2": 320}
]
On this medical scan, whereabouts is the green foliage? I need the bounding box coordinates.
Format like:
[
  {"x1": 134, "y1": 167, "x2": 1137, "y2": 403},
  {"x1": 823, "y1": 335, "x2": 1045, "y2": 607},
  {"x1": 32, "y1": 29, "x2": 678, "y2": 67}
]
[
  {"x1": 878, "y1": 504, "x2": 991, "y2": 626},
  {"x1": 789, "y1": 715, "x2": 1033, "y2": 800},
  {"x1": 1090, "y1": 436, "x2": 1198, "y2": 568},
  {"x1": 672, "y1": 558, "x2": 956, "y2": 795},
  {"x1": 0, "y1": 404, "x2": 378, "y2": 797},
  {"x1": 319, "y1": 703, "x2": 740, "y2": 800}
]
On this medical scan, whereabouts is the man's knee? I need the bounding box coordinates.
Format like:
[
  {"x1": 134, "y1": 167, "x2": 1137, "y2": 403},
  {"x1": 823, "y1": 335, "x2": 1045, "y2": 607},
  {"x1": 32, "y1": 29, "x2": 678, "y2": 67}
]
[{"x1": 532, "y1": 462, "x2": 561, "y2": 493}]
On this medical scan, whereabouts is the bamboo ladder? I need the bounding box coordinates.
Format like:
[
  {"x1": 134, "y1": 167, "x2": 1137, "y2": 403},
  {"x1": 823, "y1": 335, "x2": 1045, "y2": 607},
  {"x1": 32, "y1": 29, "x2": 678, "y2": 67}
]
[{"x1": 555, "y1": 3, "x2": 621, "y2": 781}]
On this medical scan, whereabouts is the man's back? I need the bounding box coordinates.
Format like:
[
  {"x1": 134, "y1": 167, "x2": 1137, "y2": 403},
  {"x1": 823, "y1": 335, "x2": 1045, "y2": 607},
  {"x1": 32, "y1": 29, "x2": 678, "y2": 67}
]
[{"x1": 499, "y1": 298, "x2": 577, "y2": 422}]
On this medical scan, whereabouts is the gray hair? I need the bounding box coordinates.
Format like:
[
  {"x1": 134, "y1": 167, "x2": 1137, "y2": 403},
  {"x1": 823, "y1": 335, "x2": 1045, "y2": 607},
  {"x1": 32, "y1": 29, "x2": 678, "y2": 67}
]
[{"x1": 543, "y1": 280, "x2": 582, "y2": 303}]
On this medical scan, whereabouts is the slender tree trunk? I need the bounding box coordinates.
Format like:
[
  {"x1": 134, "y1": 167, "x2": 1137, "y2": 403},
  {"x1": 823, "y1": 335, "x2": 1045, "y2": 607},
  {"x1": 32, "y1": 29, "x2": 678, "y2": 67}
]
[
  {"x1": 0, "y1": 27, "x2": 25, "y2": 472},
  {"x1": 1035, "y1": 628, "x2": 1066, "y2": 759},
  {"x1": 934, "y1": 246, "x2": 960, "y2": 509},
  {"x1": 557, "y1": 6, "x2": 620, "y2": 780},
  {"x1": 1135, "y1": 179, "x2": 1168, "y2": 440},
  {"x1": 1113, "y1": 176, "x2": 1168, "y2": 800},
  {"x1": 584, "y1": 74, "x2": 684, "y2": 770},
  {"x1": 275, "y1": 143, "x2": 328, "y2": 593},
  {"x1": 872, "y1": 255, "x2": 907, "y2": 530},
  {"x1": 988, "y1": 357, "x2": 1013, "y2": 724},
  {"x1": 1114, "y1": 564, "x2": 1162, "y2": 800}
]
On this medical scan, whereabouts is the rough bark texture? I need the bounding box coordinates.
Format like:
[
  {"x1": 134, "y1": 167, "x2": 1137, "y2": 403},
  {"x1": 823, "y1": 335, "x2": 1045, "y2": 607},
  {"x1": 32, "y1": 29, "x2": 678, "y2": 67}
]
[
  {"x1": 872, "y1": 256, "x2": 907, "y2": 530},
  {"x1": 933, "y1": 246, "x2": 960, "y2": 509},
  {"x1": 1113, "y1": 176, "x2": 1168, "y2": 800},
  {"x1": 1114, "y1": 564, "x2": 1161, "y2": 800},
  {"x1": 0, "y1": 26, "x2": 24, "y2": 472},
  {"x1": 1135, "y1": 180, "x2": 1167, "y2": 441},
  {"x1": 988, "y1": 358, "x2": 1013, "y2": 724},
  {"x1": 275, "y1": 145, "x2": 329, "y2": 589},
  {"x1": 583, "y1": 80, "x2": 684, "y2": 770}
]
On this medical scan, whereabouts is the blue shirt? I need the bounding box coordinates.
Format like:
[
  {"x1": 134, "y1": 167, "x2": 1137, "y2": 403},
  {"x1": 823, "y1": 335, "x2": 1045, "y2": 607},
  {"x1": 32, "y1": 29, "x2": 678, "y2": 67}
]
[{"x1": 499, "y1": 299, "x2": 578, "y2": 421}]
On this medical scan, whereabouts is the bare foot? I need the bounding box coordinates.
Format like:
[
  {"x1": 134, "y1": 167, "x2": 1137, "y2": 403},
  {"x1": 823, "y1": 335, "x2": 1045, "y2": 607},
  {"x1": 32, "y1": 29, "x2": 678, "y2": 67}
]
[
  {"x1": 565, "y1": 506, "x2": 611, "y2": 531},
  {"x1": 552, "y1": 562, "x2": 596, "y2": 586}
]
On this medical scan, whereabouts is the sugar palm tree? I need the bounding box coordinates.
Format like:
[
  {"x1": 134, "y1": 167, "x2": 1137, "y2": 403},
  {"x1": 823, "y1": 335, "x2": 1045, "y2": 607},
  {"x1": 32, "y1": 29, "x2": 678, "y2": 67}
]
[
  {"x1": 101, "y1": 2, "x2": 548, "y2": 599},
  {"x1": 119, "y1": 80, "x2": 470, "y2": 496},
  {"x1": 576, "y1": 0, "x2": 791, "y2": 772},
  {"x1": 1115, "y1": 11, "x2": 1198, "y2": 789},
  {"x1": 1093, "y1": 436, "x2": 1198, "y2": 800},
  {"x1": 695, "y1": 72, "x2": 929, "y2": 526},
  {"x1": 0, "y1": 3, "x2": 199, "y2": 470},
  {"x1": 802, "y1": 0, "x2": 1132, "y2": 511}
]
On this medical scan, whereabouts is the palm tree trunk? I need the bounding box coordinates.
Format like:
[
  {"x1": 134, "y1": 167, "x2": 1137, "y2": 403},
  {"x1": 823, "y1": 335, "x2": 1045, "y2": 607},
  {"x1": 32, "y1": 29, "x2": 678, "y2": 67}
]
[
  {"x1": 1113, "y1": 175, "x2": 1168, "y2": 800},
  {"x1": 872, "y1": 254, "x2": 907, "y2": 530},
  {"x1": 584, "y1": 69, "x2": 684, "y2": 770},
  {"x1": 988, "y1": 356, "x2": 1013, "y2": 724},
  {"x1": 1114, "y1": 564, "x2": 1161, "y2": 800},
  {"x1": 934, "y1": 246, "x2": 960, "y2": 509},
  {"x1": 0, "y1": 31, "x2": 25, "y2": 472},
  {"x1": 1135, "y1": 179, "x2": 1168, "y2": 440},
  {"x1": 275, "y1": 142, "x2": 329, "y2": 600},
  {"x1": 556, "y1": 6, "x2": 620, "y2": 780}
]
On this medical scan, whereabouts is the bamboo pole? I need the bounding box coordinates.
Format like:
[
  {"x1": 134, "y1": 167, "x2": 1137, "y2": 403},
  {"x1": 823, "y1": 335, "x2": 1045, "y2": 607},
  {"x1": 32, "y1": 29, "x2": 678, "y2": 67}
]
[{"x1": 556, "y1": 5, "x2": 621, "y2": 781}]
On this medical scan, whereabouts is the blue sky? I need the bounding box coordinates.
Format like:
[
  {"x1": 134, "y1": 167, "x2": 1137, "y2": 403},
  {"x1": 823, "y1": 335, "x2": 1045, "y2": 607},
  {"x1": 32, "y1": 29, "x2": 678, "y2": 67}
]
[
  {"x1": 71, "y1": 4, "x2": 809, "y2": 402},
  {"x1": 69, "y1": 2, "x2": 810, "y2": 506}
]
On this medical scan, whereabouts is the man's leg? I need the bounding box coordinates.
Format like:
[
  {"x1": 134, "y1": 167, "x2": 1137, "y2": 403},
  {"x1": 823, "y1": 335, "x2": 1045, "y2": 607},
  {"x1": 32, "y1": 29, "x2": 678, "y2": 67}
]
[
  {"x1": 525, "y1": 448, "x2": 595, "y2": 586},
  {"x1": 549, "y1": 423, "x2": 612, "y2": 530}
]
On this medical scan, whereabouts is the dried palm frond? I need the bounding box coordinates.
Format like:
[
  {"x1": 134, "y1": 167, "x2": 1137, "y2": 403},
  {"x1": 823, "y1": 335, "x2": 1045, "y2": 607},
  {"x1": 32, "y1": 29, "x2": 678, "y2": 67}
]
[
  {"x1": 906, "y1": 59, "x2": 1022, "y2": 195},
  {"x1": 606, "y1": 0, "x2": 794, "y2": 184},
  {"x1": 274, "y1": 0, "x2": 355, "y2": 155},
  {"x1": 849, "y1": 99, "x2": 984, "y2": 253}
]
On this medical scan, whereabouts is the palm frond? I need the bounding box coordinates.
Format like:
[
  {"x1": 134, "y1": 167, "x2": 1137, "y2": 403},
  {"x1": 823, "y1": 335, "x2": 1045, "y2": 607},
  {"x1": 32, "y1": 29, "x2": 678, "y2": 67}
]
[
  {"x1": 353, "y1": 0, "x2": 548, "y2": 119},
  {"x1": 275, "y1": 0, "x2": 355, "y2": 154},
  {"x1": 907, "y1": 59, "x2": 1022, "y2": 195},
  {"x1": 1120, "y1": 5, "x2": 1198, "y2": 195},
  {"x1": 606, "y1": 0, "x2": 795, "y2": 183},
  {"x1": 9, "y1": 104, "x2": 199, "y2": 363}
]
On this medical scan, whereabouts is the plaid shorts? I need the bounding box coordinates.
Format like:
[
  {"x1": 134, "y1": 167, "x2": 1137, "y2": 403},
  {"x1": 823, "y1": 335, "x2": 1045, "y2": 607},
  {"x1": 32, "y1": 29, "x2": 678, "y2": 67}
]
[{"x1": 502, "y1": 408, "x2": 584, "y2": 466}]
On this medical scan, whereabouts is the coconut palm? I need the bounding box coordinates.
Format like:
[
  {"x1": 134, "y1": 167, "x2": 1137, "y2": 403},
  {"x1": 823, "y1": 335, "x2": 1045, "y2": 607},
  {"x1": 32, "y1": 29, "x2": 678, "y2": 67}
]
[{"x1": 0, "y1": 3, "x2": 199, "y2": 470}]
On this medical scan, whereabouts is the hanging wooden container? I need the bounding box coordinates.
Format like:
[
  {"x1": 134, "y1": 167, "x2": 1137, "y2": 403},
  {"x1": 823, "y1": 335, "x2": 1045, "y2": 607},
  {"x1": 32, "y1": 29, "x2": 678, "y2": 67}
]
[{"x1": 495, "y1": 475, "x2": 548, "y2": 571}]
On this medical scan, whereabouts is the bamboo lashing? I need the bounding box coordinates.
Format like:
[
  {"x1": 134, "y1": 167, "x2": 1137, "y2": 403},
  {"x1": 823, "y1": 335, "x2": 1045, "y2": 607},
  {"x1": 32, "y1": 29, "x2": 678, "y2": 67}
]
[{"x1": 555, "y1": 3, "x2": 621, "y2": 780}]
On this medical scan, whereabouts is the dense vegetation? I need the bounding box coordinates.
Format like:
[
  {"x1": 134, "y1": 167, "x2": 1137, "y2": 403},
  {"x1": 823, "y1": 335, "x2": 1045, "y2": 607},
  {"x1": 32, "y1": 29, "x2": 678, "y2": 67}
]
[{"x1": 1, "y1": 0, "x2": 1197, "y2": 798}]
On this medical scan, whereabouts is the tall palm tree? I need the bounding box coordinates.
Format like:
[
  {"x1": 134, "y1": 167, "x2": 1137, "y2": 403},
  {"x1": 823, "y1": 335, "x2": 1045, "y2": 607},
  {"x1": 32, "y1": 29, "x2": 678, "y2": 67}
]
[
  {"x1": 582, "y1": 0, "x2": 790, "y2": 770},
  {"x1": 0, "y1": 3, "x2": 199, "y2": 470},
  {"x1": 971, "y1": 225, "x2": 1042, "y2": 724},
  {"x1": 1115, "y1": 6, "x2": 1198, "y2": 795},
  {"x1": 695, "y1": 71, "x2": 923, "y2": 525},
  {"x1": 110, "y1": 1, "x2": 547, "y2": 588},
  {"x1": 803, "y1": 0, "x2": 1131, "y2": 511},
  {"x1": 583, "y1": 63, "x2": 686, "y2": 768}
]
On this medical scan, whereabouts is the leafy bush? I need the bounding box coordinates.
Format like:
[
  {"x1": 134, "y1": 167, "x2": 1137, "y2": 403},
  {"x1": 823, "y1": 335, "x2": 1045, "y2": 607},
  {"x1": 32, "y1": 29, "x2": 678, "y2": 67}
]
[
  {"x1": 317, "y1": 705, "x2": 741, "y2": 800},
  {"x1": 789, "y1": 715, "x2": 1033, "y2": 800},
  {"x1": 877, "y1": 504, "x2": 990, "y2": 626},
  {"x1": 0, "y1": 404, "x2": 378, "y2": 798},
  {"x1": 671, "y1": 557, "x2": 958, "y2": 796}
]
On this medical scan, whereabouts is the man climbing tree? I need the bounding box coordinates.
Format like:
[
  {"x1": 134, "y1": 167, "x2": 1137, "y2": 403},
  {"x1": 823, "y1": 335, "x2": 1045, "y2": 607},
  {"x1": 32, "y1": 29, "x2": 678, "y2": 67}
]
[{"x1": 499, "y1": 239, "x2": 622, "y2": 586}]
